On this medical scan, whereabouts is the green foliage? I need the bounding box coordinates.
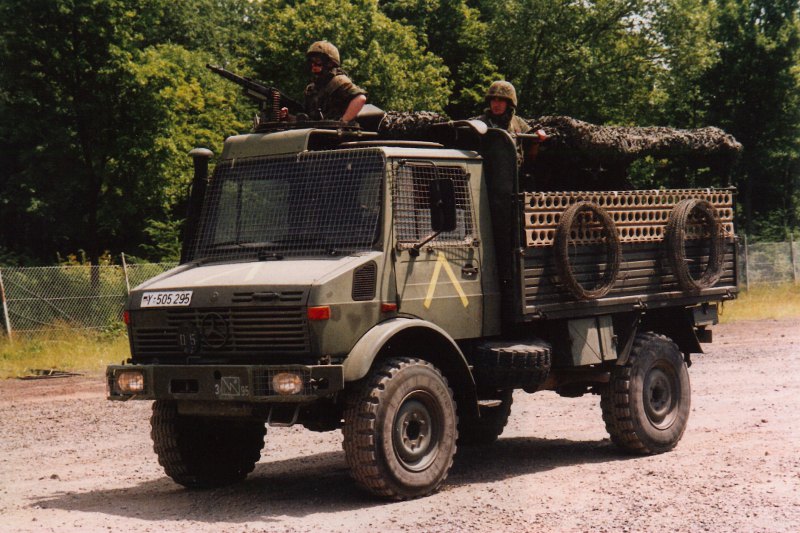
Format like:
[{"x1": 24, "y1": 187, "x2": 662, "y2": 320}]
[
  {"x1": 0, "y1": 1, "x2": 249, "y2": 263},
  {"x1": 381, "y1": 0, "x2": 500, "y2": 116},
  {"x1": 134, "y1": 0, "x2": 260, "y2": 62},
  {"x1": 139, "y1": 217, "x2": 182, "y2": 262},
  {"x1": 0, "y1": 0, "x2": 798, "y2": 263},
  {"x1": 648, "y1": 0, "x2": 721, "y2": 127},
  {"x1": 483, "y1": 0, "x2": 661, "y2": 123},
  {"x1": 252, "y1": 0, "x2": 452, "y2": 112},
  {"x1": 701, "y1": 0, "x2": 800, "y2": 236}
]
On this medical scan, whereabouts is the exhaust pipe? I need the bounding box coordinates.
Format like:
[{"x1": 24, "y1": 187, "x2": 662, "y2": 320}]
[{"x1": 181, "y1": 148, "x2": 214, "y2": 263}]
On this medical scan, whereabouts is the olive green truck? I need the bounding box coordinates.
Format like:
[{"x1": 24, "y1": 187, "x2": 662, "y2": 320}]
[{"x1": 107, "y1": 116, "x2": 738, "y2": 500}]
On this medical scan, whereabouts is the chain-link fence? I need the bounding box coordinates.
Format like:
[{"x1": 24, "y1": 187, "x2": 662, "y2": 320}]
[
  {"x1": 0, "y1": 258, "x2": 175, "y2": 338},
  {"x1": 738, "y1": 237, "x2": 799, "y2": 289}
]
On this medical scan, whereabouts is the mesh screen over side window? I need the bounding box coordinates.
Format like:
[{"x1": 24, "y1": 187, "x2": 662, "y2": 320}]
[{"x1": 391, "y1": 161, "x2": 475, "y2": 249}]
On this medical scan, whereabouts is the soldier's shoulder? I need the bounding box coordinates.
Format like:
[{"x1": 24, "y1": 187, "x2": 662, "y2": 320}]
[
  {"x1": 329, "y1": 74, "x2": 366, "y2": 96},
  {"x1": 511, "y1": 115, "x2": 532, "y2": 133}
]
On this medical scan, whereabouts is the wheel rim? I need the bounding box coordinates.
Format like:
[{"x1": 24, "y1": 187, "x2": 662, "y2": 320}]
[
  {"x1": 643, "y1": 364, "x2": 679, "y2": 429},
  {"x1": 392, "y1": 391, "x2": 442, "y2": 472}
]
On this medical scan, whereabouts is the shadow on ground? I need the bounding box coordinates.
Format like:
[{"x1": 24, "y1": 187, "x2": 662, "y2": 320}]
[{"x1": 30, "y1": 435, "x2": 630, "y2": 523}]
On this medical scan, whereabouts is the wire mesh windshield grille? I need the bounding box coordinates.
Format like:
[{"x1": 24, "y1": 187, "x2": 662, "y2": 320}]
[
  {"x1": 190, "y1": 149, "x2": 385, "y2": 262},
  {"x1": 391, "y1": 161, "x2": 475, "y2": 249}
]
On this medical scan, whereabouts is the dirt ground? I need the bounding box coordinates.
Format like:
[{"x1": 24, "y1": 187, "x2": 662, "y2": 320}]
[{"x1": 1, "y1": 319, "x2": 798, "y2": 532}]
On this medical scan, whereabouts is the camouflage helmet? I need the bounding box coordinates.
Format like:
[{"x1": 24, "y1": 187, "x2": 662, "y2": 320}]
[
  {"x1": 307, "y1": 41, "x2": 340, "y2": 67},
  {"x1": 486, "y1": 80, "x2": 518, "y2": 108}
]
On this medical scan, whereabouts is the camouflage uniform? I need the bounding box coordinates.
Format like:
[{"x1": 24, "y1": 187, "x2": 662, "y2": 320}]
[
  {"x1": 477, "y1": 110, "x2": 531, "y2": 134},
  {"x1": 304, "y1": 69, "x2": 366, "y2": 121},
  {"x1": 303, "y1": 41, "x2": 366, "y2": 121}
]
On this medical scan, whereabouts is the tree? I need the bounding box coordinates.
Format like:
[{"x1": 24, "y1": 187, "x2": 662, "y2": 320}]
[
  {"x1": 701, "y1": 0, "x2": 800, "y2": 236},
  {"x1": 482, "y1": 0, "x2": 661, "y2": 124},
  {"x1": 0, "y1": 0, "x2": 140, "y2": 263},
  {"x1": 380, "y1": 0, "x2": 500, "y2": 117},
  {"x1": 134, "y1": 0, "x2": 260, "y2": 63},
  {"x1": 0, "y1": 0, "x2": 251, "y2": 263},
  {"x1": 649, "y1": 0, "x2": 721, "y2": 128},
  {"x1": 116, "y1": 44, "x2": 248, "y2": 261},
  {"x1": 251, "y1": 0, "x2": 452, "y2": 112}
]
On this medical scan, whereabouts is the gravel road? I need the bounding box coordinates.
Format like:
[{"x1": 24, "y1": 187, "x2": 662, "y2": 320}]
[{"x1": 1, "y1": 319, "x2": 798, "y2": 532}]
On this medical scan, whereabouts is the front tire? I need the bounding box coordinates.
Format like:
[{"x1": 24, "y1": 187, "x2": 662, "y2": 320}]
[
  {"x1": 343, "y1": 357, "x2": 458, "y2": 500},
  {"x1": 151, "y1": 401, "x2": 266, "y2": 488},
  {"x1": 600, "y1": 333, "x2": 691, "y2": 454}
]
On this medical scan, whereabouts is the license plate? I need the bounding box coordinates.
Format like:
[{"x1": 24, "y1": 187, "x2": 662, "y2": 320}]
[{"x1": 140, "y1": 290, "x2": 193, "y2": 308}]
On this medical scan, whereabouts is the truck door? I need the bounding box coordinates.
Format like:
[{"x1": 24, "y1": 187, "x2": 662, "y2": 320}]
[{"x1": 391, "y1": 160, "x2": 483, "y2": 339}]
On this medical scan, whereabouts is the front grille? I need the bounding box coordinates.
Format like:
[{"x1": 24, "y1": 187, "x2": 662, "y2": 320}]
[
  {"x1": 131, "y1": 306, "x2": 309, "y2": 357},
  {"x1": 232, "y1": 290, "x2": 304, "y2": 303}
]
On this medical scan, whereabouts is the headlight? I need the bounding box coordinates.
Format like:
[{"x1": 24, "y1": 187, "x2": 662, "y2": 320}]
[
  {"x1": 116, "y1": 371, "x2": 145, "y2": 393},
  {"x1": 272, "y1": 372, "x2": 304, "y2": 395}
]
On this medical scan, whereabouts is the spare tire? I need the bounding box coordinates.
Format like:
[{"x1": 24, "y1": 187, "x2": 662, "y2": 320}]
[
  {"x1": 554, "y1": 201, "x2": 621, "y2": 300},
  {"x1": 666, "y1": 198, "x2": 723, "y2": 292}
]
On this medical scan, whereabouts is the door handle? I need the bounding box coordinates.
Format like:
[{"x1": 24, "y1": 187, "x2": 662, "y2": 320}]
[{"x1": 462, "y1": 265, "x2": 479, "y2": 278}]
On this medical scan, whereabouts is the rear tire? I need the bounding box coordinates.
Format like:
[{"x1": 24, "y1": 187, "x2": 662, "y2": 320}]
[
  {"x1": 342, "y1": 357, "x2": 458, "y2": 500},
  {"x1": 151, "y1": 401, "x2": 266, "y2": 488},
  {"x1": 601, "y1": 333, "x2": 690, "y2": 454}
]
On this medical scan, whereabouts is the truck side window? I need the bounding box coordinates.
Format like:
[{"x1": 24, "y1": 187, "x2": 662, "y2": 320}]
[{"x1": 392, "y1": 162, "x2": 474, "y2": 248}]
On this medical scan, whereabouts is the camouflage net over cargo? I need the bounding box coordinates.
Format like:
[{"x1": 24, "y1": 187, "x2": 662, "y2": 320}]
[
  {"x1": 527, "y1": 115, "x2": 742, "y2": 163},
  {"x1": 377, "y1": 111, "x2": 449, "y2": 139},
  {"x1": 374, "y1": 111, "x2": 741, "y2": 164}
]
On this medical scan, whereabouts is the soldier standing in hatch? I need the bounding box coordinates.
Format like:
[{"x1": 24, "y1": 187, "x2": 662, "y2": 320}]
[
  {"x1": 304, "y1": 41, "x2": 367, "y2": 123},
  {"x1": 478, "y1": 80, "x2": 531, "y2": 134}
]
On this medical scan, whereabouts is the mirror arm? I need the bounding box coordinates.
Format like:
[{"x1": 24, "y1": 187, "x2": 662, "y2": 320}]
[{"x1": 409, "y1": 231, "x2": 441, "y2": 256}]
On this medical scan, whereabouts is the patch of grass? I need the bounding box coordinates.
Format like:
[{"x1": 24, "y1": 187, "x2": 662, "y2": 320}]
[
  {"x1": 0, "y1": 328, "x2": 130, "y2": 379},
  {"x1": 720, "y1": 283, "x2": 800, "y2": 323}
]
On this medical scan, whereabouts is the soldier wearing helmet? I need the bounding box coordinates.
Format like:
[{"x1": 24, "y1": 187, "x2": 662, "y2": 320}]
[
  {"x1": 478, "y1": 80, "x2": 531, "y2": 134},
  {"x1": 303, "y1": 41, "x2": 367, "y2": 123}
]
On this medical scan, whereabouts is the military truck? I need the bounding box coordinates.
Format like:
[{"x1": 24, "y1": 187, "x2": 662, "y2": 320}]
[{"x1": 107, "y1": 103, "x2": 739, "y2": 500}]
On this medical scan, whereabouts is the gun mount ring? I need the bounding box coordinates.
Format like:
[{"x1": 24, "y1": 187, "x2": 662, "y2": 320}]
[
  {"x1": 554, "y1": 201, "x2": 621, "y2": 300},
  {"x1": 666, "y1": 198, "x2": 724, "y2": 292}
]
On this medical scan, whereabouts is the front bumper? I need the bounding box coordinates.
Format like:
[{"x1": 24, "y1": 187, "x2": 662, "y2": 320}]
[{"x1": 106, "y1": 364, "x2": 344, "y2": 402}]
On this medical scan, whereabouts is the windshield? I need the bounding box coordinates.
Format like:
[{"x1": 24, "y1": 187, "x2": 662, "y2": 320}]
[{"x1": 189, "y1": 149, "x2": 384, "y2": 262}]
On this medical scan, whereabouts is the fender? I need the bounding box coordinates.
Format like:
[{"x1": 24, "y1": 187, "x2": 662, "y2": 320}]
[{"x1": 342, "y1": 318, "x2": 473, "y2": 384}]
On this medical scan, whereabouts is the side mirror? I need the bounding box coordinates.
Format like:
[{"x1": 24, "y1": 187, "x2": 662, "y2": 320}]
[{"x1": 429, "y1": 178, "x2": 457, "y2": 233}]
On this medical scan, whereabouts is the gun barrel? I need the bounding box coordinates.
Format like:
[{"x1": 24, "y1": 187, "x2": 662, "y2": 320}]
[{"x1": 205, "y1": 64, "x2": 303, "y2": 113}]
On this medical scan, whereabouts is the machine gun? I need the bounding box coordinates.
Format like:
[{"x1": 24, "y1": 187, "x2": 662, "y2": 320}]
[{"x1": 206, "y1": 64, "x2": 304, "y2": 121}]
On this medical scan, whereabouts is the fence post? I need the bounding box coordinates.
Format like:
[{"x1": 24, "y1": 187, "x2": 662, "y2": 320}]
[
  {"x1": 121, "y1": 253, "x2": 131, "y2": 294},
  {"x1": 790, "y1": 235, "x2": 798, "y2": 285},
  {"x1": 0, "y1": 267, "x2": 13, "y2": 341},
  {"x1": 742, "y1": 234, "x2": 750, "y2": 291}
]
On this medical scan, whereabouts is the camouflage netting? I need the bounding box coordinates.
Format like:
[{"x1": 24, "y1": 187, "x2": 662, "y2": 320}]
[
  {"x1": 376, "y1": 111, "x2": 450, "y2": 139},
  {"x1": 371, "y1": 111, "x2": 742, "y2": 190},
  {"x1": 375, "y1": 112, "x2": 741, "y2": 162},
  {"x1": 527, "y1": 115, "x2": 742, "y2": 164},
  {"x1": 523, "y1": 116, "x2": 742, "y2": 190}
]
